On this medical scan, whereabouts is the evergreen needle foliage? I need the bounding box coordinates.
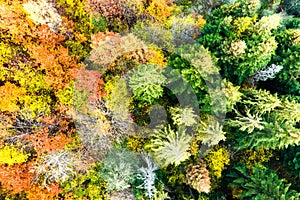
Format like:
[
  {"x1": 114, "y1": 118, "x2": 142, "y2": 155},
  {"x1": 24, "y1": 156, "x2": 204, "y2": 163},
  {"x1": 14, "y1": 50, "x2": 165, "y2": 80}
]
[
  {"x1": 145, "y1": 125, "x2": 192, "y2": 168},
  {"x1": 228, "y1": 164, "x2": 300, "y2": 200},
  {"x1": 99, "y1": 148, "x2": 141, "y2": 191},
  {"x1": 169, "y1": 106, "x2": 198, "y2": 127},
  {"x1": 129, "y1": 63, "x2": 166, "y2": 104}
]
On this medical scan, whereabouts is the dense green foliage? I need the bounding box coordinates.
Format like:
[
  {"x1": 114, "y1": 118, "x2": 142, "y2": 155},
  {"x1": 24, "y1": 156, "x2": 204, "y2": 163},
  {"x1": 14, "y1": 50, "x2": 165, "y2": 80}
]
[
  {"x1": 129, "y1": 63, "x2": 166, "y2": 104},
  {"x1": 228, "y1": 164, "x2": 300, "y2": 199}
]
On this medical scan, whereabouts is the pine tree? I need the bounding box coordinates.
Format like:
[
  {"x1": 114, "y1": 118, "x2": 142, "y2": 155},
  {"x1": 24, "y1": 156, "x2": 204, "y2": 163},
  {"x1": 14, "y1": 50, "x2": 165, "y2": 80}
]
[
  {"x1": 145, "y1": 125, "x2": 191, "y2": 167},
  {"x1": 228, "y1": 164, "x2": 300, "y2": 200}
]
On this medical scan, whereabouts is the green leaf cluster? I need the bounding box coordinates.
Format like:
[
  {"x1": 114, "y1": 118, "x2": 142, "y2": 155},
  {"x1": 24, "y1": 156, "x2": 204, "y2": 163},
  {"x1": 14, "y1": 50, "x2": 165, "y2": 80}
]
[
  {"x1": 197, "y1": 115, "x2": 226, "y2": 146},
  {"x1": 281, "y1": 145, "x2": 300, "y2": 177},
  {"x1": 267, "y1": 28, "x2": 300, "y2": 95},
  {"x1": 129, "y1": 63, "x2": 166, "y2": 104},
  {"x1": 145, "y1": 125, "x2": 191, "y2": 168},
  {"x1": 228, "y1": 164, "x2": 300, "y2": 199},
  {"x1": 167, "y1": 45, "x2": 220, "y2": 113},
  {"x1": 169, "y1": 106, "x2": 198, "y2": 127},
  {"x1": 228, "y1": 89, "x2": 300, "y2": 150},
  {"x1": 199, "y1": 1, "x2": 281, "y2": 84},
  {"x1": 99, "y1": 148, "x2": 141, "y2": 191}
]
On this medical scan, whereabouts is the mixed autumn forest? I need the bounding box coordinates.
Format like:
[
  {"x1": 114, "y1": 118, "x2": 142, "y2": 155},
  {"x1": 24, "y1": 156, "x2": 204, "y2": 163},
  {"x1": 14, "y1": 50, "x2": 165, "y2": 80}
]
[{"x1": 0, "y1": 0, "x2": 300, "y2": 199}]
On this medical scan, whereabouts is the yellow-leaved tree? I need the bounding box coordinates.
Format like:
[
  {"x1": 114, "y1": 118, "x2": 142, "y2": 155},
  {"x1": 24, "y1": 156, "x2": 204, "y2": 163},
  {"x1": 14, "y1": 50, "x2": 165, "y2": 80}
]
[{"x1": 0, "y1": 145, "x2": 30, "y2": 166}]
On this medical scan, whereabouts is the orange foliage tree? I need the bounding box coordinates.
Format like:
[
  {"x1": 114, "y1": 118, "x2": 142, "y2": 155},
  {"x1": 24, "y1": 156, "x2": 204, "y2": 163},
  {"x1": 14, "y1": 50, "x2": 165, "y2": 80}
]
[
  {"x1": 0, "y1": 83, "x2": 26, "y2": 112},
  {"x1": 28, "y1": 25, "x2": 78, "y2": 92},
  {"x1": 0, "y1": 161, "x2": 35, "y2": 194}
]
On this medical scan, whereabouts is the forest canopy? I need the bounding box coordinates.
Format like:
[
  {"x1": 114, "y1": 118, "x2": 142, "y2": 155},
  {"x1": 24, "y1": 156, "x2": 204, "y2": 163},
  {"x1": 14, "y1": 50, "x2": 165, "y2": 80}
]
[{"x1": 0, "y1": 0, "x2": 299, "y2": 199}]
